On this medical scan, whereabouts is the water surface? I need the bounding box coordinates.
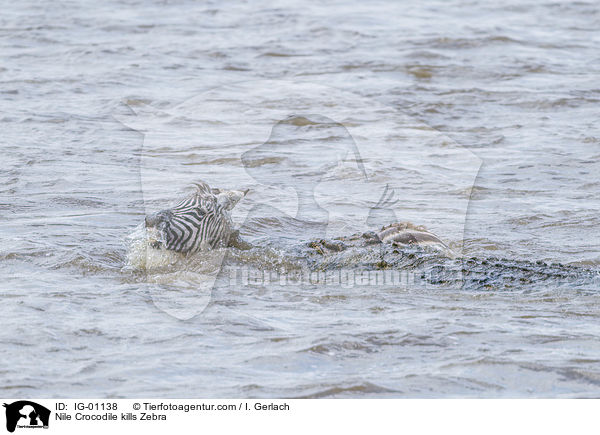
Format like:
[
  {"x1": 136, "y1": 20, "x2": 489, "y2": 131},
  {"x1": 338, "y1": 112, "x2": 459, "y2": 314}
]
[{"x1": 1, "y1": 0, "x2": 599, "y2": 397}]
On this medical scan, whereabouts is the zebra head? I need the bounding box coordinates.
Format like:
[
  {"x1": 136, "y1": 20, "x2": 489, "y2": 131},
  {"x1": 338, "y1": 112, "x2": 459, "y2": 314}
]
[{"x1": 145, "y1": 181, "x2": 248, "y2": 254}]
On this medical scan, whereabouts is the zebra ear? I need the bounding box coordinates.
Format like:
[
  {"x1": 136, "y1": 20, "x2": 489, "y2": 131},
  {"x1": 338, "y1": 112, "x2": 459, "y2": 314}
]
[{"x1": 217, "y1": 189, "x2": 248, "y2": 211}]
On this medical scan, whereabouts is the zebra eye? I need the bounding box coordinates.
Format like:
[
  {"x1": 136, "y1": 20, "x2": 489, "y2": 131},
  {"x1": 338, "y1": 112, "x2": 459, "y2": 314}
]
[{"x1": 197, "y1": 205, "x2": 210, "y2": 215}]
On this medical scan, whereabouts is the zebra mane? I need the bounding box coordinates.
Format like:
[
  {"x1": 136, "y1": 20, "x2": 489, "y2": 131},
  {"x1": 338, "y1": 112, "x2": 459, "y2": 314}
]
[{"x1": 191, "y1": 181, "x2": 213, "y2": 196}]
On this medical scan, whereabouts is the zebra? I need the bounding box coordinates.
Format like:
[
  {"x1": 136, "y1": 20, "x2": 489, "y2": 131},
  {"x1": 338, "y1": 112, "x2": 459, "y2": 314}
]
[
  {"x1": 144, "y1": 181, "x2": 248, "y2": 254},
  {"x1": 143, "y1": 181, "x2": 451, "y2": 257}
]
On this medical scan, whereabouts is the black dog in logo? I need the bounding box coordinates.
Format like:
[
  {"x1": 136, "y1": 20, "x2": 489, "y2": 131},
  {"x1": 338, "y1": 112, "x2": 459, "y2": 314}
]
[{"x1": 3, "y1": 401, "x2": 50, "y2": 433}]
